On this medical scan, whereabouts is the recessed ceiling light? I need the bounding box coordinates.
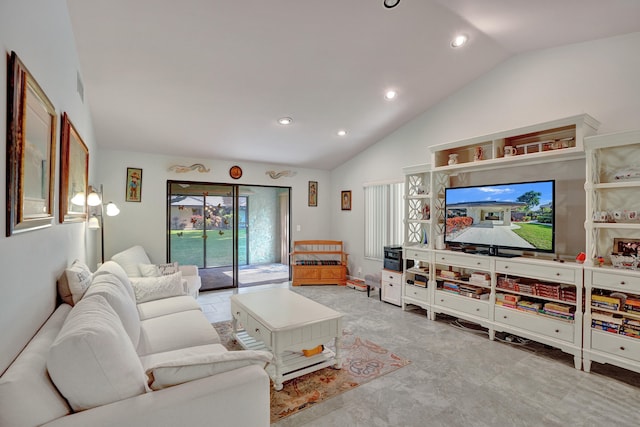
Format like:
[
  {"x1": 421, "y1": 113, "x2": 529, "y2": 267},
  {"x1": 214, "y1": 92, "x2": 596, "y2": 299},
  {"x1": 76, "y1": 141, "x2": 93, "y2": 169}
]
[
  {"x1": 278, "y1": 117, "x2": 292, "y2": 125},
  {"x1": 451, "y1": 34, "x2": 468, "y2": 48},
  {"x1": 337, "y1": 130, "x2": 347, "y2": 136},
  {"x1": 384, "y1": 90, "x2": 397, "y2": 100}
]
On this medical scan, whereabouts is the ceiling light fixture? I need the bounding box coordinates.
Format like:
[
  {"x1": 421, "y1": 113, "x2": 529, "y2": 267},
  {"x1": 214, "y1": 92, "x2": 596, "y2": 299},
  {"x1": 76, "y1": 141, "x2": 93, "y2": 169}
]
[
  {"x1": 337, "y1": 130, "x2": 347, "y2": 136},
  {"x1": 451, "y1": 34, "x2": 468, "y2": 48},
  {"x1": 383, "y1": 0, "x2": 400, "y2": 8},
  {"x1": 384, "y1": 90, "x2": 397, "y2": 100},
  {"x1": 278, "y1": 117, "x2": 292, "y2": 125}
]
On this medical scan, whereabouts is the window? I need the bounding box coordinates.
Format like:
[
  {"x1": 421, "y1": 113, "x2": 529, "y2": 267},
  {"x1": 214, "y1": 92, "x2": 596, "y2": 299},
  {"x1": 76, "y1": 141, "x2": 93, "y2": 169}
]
[{"x1": 364, "y1": 181, "x2": 404, "y2": 260}]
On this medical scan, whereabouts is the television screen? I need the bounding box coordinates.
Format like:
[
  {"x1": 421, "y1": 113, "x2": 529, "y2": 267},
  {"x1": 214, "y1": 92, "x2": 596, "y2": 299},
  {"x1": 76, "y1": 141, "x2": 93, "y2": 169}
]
[{"x1": 444, "y1": 180, "x2": 555, "y2": 254}]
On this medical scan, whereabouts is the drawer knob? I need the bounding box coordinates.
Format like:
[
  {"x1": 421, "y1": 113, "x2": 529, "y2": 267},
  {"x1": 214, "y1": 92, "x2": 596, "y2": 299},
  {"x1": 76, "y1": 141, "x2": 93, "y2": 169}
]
[
  {"x1": 476, "y1": 262, "x2": 481, "y2": 265},
  {"x1": 475, "y1": 308, "x2": 480, "y2": 312},
  {"x1": 440, "y1": 299, "x2": 444, "y2": 302},
  {"x1": 555, "y1": 329, "x2": 560, "y2": 333},
  {"x1": 503, "y1": 315, "x2": 508, "y2": 319},
  {"x1": 505, "y1": 266, "x2": 509, "y2": 269},
  {"x1": 389, "y1": 283, "x2": 393, "y2": 287},
  {"x1": 620, "y1": 346, "x2": 625, "y2": 351},
  {"x1": 556, "y1": 272, "x2": 560, "y2": 276},
  {"x1": 620, "y1": 281, "x2": 626, "y2": 285},
  {"x1": 255, "y1": 328, "x2": 260, "y2": 333},
  {"x1": 236, "y1": 311, "x2": 240, "y2": 316}
]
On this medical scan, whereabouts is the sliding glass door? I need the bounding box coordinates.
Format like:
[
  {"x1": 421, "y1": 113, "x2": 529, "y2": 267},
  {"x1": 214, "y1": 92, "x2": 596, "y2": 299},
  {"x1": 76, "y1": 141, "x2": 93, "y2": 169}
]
[{"x1": 167, "y1": 181, "x2": 290, "y2": 291}]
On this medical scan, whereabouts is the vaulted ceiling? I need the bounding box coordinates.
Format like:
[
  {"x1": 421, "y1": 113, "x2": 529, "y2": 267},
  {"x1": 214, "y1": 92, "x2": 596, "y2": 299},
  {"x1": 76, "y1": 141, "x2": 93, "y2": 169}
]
[{"x1": 66, "y1": 0, "x2": 640, "y2": 169}]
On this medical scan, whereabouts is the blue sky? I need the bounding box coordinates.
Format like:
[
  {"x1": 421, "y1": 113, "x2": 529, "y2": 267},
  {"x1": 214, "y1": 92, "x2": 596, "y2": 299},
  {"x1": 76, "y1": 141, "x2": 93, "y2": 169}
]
[{"x1": 445, "y1": 180, "x2": 554, "y2": 208}]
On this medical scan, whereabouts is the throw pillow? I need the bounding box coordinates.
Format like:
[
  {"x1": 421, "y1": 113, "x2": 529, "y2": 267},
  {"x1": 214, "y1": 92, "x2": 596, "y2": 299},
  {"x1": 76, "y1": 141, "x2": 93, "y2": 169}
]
[
  {"x1": 56, "y1": 260, "x2": 92, "y2": 305},
  {"x1": 47, "y1": 294, "x2": 147, "y2": 411},
  {"x1": 129, "y1": 272, "x2": 184, "y2": 303},
  {"x1": 157, "y1": 262, "x2": 179, "y2": 276},
  {"x1": 110, "y1": 245, "x2": 151, "y2": 277},
  {"x1": 138, "y1": 263, "x2": 160, "y2": 277},
  {"x1": 145, "y1": 349, "x2": 273, "y2": 390}
]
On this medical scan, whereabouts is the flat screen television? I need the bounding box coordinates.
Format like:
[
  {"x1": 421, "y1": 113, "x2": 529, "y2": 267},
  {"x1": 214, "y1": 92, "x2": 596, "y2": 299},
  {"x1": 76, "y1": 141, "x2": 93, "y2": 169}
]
[{"x1": 444, "y1": 180, "x2": 555, "y2": 256}]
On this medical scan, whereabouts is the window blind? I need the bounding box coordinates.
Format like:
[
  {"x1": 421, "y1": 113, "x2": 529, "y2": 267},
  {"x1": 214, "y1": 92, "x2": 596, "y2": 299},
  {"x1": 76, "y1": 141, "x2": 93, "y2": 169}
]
[{"x1": 364, "y1": 181, "x2": 404, "y2": 260}]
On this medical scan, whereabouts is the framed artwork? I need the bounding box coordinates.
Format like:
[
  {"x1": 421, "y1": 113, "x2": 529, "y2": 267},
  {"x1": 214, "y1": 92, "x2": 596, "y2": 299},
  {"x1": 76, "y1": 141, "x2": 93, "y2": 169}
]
[
  {"x1": 6, "y1": 51, "x2": 57, "y2": 236},
  {"x1": 613, "y1": 238, "x2": 640, "y2": 255},
  {"x1": 126, "y1": 167, "x2": 143, "y2": 202},
  {"x1": 59, "y1": 113, "x2": 89, "y2": 223},
  {"x1": 341, "y1": 190, "x2": 352, "y2": 211},
  {"x1": 308, "y1": 181, "x2": 318, "y2": 207}
]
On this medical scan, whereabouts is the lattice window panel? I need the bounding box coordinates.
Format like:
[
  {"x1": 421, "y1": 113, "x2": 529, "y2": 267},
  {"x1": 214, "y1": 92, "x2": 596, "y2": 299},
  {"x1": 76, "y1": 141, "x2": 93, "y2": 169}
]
[{"x1": 406, "y1": 222, "x2": 426, "y2": 245}]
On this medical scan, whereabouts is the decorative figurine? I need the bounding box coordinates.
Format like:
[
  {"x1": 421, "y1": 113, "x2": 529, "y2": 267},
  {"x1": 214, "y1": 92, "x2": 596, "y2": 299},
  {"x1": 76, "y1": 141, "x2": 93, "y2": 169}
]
[{"x1": 448, "y1": 153, "x2": 459, "y2": 165}]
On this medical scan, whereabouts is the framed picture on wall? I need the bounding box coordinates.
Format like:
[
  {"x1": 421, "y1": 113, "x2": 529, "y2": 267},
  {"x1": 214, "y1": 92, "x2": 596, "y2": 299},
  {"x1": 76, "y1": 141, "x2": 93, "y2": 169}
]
[
  {"x1": 341, "y1": 190, "x2": 351, "y2": 211},
  {"x1": 6, "y1": 51, "x2": 57, "y2": 235},
  {"x1": 308, "y1": 181, "x2": 318, "y2": 207},
  {"x1": 59, "y1": 113, "x2": 89, "y2": 223},
  {"x1": 126, "y1": 167, "x2": 142, "y2": 202}
]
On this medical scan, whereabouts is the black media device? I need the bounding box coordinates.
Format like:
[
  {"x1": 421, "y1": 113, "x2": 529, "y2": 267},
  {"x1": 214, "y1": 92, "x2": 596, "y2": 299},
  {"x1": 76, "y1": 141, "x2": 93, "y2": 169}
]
[{"x1": 383, "y1": 246, "x2": 414, "y2": 271}]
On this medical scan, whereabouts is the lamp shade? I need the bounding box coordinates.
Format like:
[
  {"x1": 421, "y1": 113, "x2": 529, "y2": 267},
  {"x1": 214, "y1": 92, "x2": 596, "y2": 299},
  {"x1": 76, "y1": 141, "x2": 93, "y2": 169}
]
[
  {"x1": 105, "y1": 202, "x2": 120, "y2": 216},
  {"x1": 88, "y1": 215, "x2": 100, "y2": 230},
  {"x1": 87, "y1": 191, "x2": 102, "y2": 206}
]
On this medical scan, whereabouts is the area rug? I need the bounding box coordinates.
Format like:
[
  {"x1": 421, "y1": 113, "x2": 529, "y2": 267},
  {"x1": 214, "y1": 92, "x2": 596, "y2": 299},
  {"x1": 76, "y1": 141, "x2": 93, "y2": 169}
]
[{"x1": 213, "y1": 321, "x2": 411, "y2": 423}]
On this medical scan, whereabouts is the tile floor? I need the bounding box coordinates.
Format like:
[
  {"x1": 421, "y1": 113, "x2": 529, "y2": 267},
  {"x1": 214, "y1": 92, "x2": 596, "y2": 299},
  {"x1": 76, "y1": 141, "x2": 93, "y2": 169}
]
[{"x1": 198, "y1": 283, "x2": 640, "y2": 427}]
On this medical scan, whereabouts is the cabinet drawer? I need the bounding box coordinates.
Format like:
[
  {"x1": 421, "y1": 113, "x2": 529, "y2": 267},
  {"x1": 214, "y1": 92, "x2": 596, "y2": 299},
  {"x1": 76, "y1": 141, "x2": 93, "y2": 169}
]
[
  {"x1": 434, "y1": 291, "x2": 488, "y2": 317},
  {"x1": 382, "y1": 281, "x2": 402, "y2": 306},
  {"x1": 382, "y1": 270, "x2": 402, "y2": 285},
  {"x1": 591, "y1": 329, "x2": 640, "y2": 363},
  {"x1": 495, "y1": 306, "x2": 574, "y2": 342},
  {"x1": 246, "y1": 315, "x2": 272, "y2": 347},
  {"x1": 404, "y1": 284, "x2": 428, "y2": 302},
  {"x1": 495, "y1": 260, "x2": 575, "y2": 283},
  {"x1": 231, "y1": 302, "x2": 248, "y2": 326},
  {"x1": 435, "y1": 252, "x2": 490, "y2": 270},
  {"x1": 405, "y1": 248, "x2": 430, "y2": 262},
  {"x1": 591, "y1": 270, "x2": 640, "y2": 292}
]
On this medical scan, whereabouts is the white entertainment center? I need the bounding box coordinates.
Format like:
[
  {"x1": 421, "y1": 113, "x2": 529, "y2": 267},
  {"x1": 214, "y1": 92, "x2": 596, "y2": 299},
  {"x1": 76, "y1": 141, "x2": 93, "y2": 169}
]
[{"x1": 400, "y1": 115, "x2": 640, "y2": 375}]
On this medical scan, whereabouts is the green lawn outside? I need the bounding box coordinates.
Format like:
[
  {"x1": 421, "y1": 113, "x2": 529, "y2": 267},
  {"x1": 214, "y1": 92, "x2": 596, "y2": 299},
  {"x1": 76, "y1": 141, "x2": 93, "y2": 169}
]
[
  {"x1": 512, "y1": 223, "x2": 553, "y2": 251},
  {"x1": 170, "y1": 229, "x2": 247, "y2": 267}
]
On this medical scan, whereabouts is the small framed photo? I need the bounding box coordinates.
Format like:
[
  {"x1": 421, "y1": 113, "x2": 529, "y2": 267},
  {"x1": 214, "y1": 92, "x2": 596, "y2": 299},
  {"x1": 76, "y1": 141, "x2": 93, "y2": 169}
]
[
  {"x1": 613, "y1": 238, "x2": 640, "y2": 255},
  {"x1": 341, "y1": 190, "x2": 351, "y2": 211},
  {"x1": 308, "y1": 181, "x2": 318, "y2": 207},
  {"x1": 126, "y1": 167, "x2": 142, "y2": 202}
]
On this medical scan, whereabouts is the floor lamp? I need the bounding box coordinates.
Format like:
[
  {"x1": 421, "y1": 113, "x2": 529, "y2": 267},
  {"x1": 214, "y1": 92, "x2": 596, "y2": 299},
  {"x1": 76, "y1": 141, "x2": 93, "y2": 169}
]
[{"x1": 87, "y1": 185, "x2": 120, "y2": 264}]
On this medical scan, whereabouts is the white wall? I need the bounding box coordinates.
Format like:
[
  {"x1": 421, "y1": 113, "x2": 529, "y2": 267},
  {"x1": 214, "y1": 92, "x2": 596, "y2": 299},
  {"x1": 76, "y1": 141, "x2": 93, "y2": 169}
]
[
  {"x1": 331, "y1": 33, "x2": 640, "y2": 280},
  {"x1": 0, "y1": 0, "x2": 98, "y2": 373},
  {"x1": 96, "y1": 149, "x2": 331, "y2": 266}
]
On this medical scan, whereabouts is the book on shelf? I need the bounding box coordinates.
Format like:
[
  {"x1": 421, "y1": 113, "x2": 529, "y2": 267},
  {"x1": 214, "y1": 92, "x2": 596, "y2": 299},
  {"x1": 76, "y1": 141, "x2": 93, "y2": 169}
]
[
  {"x1": 591, "y1": 311, "x2": 623, "y2": 324},
  {"x1": 439, "y1": 270, "x2": 460, "y2": 279},
  {"x1": 544, "y1": 302, "x2": 574, "y2": 314}
]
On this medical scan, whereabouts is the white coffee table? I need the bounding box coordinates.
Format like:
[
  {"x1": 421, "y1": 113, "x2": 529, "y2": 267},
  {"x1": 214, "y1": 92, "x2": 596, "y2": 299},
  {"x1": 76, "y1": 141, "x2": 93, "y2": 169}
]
[{"x1": 230, "y1": 288, "x2": 343, "y2": 390}]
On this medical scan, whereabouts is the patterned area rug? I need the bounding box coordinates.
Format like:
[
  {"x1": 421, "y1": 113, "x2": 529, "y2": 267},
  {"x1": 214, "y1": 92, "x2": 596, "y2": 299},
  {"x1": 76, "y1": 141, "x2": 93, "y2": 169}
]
[{"x1": 213, "y1": 321, "x2": 411, "y2": 423}]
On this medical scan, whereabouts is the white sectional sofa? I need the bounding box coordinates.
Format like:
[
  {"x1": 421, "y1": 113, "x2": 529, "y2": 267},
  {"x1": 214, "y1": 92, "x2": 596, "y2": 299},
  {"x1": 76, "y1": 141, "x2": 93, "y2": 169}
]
[{"x1": 0, "y1": 260, "x2": 271, "y2": 427}]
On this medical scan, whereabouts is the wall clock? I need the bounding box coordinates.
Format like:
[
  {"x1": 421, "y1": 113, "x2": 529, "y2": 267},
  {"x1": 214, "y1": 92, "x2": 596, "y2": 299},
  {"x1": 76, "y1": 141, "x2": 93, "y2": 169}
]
[{"x1": 229, "y1": 165, "x2": 243, "y2": 179}]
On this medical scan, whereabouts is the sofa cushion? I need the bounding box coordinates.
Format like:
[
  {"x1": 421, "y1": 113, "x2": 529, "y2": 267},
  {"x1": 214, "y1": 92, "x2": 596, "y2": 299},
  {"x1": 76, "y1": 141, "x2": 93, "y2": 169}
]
[
  {"x1": 94, "y1": 260, "x2": 136, "y2": 301},
  {"x1": 0, "y1": 305, "x2": 72, "y2": 427},
  {"x1": 84, "y1": 273, "x2": 141, "y2": 347},
  {"x1": 130, "y1": 272, "x2": 185, "y2": 303},
  {"x1": 137, "y1": 295, "x2": 201, "y2": 320},
  {"x1": 111, "y1": 245, "x2": 151, "y2": 277},
  {"x1": 140, "y1": 344, "x2": 272, "y2": 390},
  {"x1": 137, "y1": 310, "x2": 221, "y2": 356},
  {"x1": 47, "y1": 295, "x2": 147, "y2": 412},
  {"x1": 57, "y1": 259, "x2": 92, "y2": 305}
]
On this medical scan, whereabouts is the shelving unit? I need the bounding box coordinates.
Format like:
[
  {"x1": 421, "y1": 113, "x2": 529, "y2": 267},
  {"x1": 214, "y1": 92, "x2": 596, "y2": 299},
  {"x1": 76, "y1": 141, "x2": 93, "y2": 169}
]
[
  {"x1": 493, "y1": 257, "x2": 583, "y2": 369},
  {"x1": 431, "y1": 250, "x2": 493, "y2": 333},
  {"x1": 402, "y1": 164, "x2": 432, "y2": 249},
  {"x1": 582, "y1": 129, "x2": 640, "y2": 374},
  {"x1": 430, "y1": 114, "x2": 599, "y2": 173},
  {"x1": 402, "y1": 252, "x2": 431, "y2": 312},
  {"x1": 584, "y1": 130, "x2": 640, "y2": 266},
  {"x1": 583, "y1": 267, "x2": 640, "y2": 374}
]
